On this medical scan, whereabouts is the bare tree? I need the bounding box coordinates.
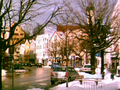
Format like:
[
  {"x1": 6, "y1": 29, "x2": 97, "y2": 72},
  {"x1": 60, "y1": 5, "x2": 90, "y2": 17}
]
[
  {"x1": 62, "y1": 0, "x2": 120, "y2": 74},
  {"x1": 0, "y1": 0, "x2": 60, "y2": 89},
  {"x1": 51, "y1": 0, "x2": 120, "y2": 75}
]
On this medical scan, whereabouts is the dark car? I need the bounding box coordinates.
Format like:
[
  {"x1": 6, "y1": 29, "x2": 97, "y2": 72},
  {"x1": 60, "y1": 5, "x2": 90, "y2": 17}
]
[
  {"x1": 14, "y1": 63, "x2": 23, "y2": 69},
  {"x1": 51, "y1": 66, "x2": 79, "y2": 84}
]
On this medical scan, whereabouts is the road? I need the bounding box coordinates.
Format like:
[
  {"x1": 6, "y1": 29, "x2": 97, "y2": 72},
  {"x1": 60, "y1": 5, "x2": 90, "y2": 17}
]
[{"x1": 2, "y1": 67, "x2": 52, "y2": 90}]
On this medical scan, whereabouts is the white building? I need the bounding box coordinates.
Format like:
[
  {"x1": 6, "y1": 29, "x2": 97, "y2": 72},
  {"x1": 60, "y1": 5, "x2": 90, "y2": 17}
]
[
  {"x1": 20, "y1": 44, "x2": 25, "y2": 63},
  {"x1": 36, "y1": 34, "x2": 50, "y2": 63}
]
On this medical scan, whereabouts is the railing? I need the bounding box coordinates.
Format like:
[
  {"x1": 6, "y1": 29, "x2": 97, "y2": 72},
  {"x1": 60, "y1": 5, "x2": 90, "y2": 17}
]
[
  {"x1": 75, "y1": 75, "x2": 104, "y2": 90},
  {"x1": 77, "y1": 78, "x2": 103, "y2": 90}
]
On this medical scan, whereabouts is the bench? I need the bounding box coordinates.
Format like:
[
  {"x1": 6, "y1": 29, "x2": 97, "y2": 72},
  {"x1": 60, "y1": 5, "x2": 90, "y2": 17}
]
[{"x1": 76, "y1": 75, "x2": 102, "y2": 85}]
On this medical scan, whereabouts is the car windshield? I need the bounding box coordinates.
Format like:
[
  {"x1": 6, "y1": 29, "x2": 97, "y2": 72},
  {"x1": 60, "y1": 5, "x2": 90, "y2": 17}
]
[
  {"x1": 53, "y1": 67, "x2": 76, "y2": 72},
  {"x1": 84, "y1": 65, "x2": 91, "y2": 68},
  {"x1": 54, "y1": 63, "x2": 59, "y2": 65},
  {"x1": 53, "y1": 67, "x2": 66, "y2": 71}
]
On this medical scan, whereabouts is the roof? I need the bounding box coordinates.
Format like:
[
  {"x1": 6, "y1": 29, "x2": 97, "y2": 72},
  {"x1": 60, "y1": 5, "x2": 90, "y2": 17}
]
[
  {"x1": 57, "y1": 25, "x2": 80, "y2": 32},
  {"x1": 50, "y1": 31, "x2": 65, "y2": 41},
  {"x1": 7, "y1": 22, "x2": 26, "y2": 33}
]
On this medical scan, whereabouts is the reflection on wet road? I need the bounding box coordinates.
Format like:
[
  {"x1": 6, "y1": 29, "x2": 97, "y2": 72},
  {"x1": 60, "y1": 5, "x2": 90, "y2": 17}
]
[{"x1": 2, "y1": 67, "x2": 51, "y2": 90}]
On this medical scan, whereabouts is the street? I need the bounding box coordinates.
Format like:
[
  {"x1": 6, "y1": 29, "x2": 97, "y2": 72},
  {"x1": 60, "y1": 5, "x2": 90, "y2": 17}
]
[{"x1": 2, "y1": 67, "x2": 52, "y2": 90}]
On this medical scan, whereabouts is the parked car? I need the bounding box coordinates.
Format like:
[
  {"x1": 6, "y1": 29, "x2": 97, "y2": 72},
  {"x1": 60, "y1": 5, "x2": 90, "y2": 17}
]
[
  {"x1": 51, "y1": 66, "x2": 79, "y2": 84},
  {"x1": 15, "y1": 67, "x2": 28, "y2": 73},
  {"x1": 29, "y1": 63, "x2": 35, "y2": 67},
  {"x1": 36, "y1": 63, "x2": 43, "y2": 67},
  {"x1": 23, "y1": 63, "x2": 29, "y2": 66},
  {"x1": 80, "y1": 64, "x2": 91, "y2": 74},
  {"x1": 51, "y1": 62, "x2": 60, "y2": 69},
  {"x1": 14, "y1": 63, "x2": 23, "y2": 69}
]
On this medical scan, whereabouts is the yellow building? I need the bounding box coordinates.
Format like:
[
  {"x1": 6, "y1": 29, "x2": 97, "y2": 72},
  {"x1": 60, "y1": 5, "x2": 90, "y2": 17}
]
[
  {"x1": 7, "y1": 22, "x2": 26, "y2": 63},
  {"x1": 24, "y1": 40, "x2": 30, "y2": 63}
]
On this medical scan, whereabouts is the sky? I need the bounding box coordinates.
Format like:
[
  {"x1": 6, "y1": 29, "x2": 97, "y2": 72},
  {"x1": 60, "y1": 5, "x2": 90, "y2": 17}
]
[
  {"x1": 19, "y1": 0, "x2": 64, "y2": 34},
  {"x1": 5, "y1": 0, "x2": 119, "y2": 34}
]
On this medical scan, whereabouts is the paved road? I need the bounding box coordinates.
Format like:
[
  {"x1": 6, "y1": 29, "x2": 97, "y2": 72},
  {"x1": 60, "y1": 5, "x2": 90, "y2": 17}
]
[{"x1": 2, "y1": 67, "x2": 52, "y2": 90}]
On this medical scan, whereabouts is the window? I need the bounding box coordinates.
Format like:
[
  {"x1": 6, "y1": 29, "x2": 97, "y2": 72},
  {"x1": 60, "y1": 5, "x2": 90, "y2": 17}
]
[
  {"x1": 14, "y1": 33, "x2": 19, "y2": 35},
  {"x1": 20, "y1": 33, "x2": 24, "y2": 35}
]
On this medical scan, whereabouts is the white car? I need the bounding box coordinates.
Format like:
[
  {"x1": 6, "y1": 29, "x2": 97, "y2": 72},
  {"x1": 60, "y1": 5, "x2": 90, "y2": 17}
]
[
  {"x1": 80, "y1": 64, "x2": 91, "y2": 74},
  {"x1": 15, "y1": 67, "x2": 28, "y2": 73},
  {"x1": 51, "y1": 66, "x2": 79, "y2": 84}
]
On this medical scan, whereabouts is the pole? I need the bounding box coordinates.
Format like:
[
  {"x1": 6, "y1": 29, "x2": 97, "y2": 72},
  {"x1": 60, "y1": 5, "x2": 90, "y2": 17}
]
[
  {"x1": 12, "y1": 58, "x2": 14, "y2": 90},
  {"x1": 11, "y1": 41, "x2": 14, "y2": 90},
  {"x1": 65, "y1": 31, "x2": 68, "y2": 87}
]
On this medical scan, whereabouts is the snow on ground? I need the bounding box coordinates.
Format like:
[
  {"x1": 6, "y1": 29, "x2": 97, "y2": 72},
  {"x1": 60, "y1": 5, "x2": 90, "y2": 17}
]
[
  {"x1": 42, "y1": 65, "x2": 51, "y2": 68},
  {"x1": 27, "y1": 68, "x2": 120, "y2": 90},
  {"x1": 50, "y1": 73, "x2": 120, "y2": 90},
  {"x1": 49, "y1": 78, "x2": 120, "y2": 90}
]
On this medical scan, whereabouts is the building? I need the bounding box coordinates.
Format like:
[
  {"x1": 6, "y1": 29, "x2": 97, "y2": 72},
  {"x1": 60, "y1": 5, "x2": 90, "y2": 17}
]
[
  {"x1": 49, "y1": 25, "x2": 88, "y2": 67},
  {"x1": 7, "y1": 23, "x2": 26, "y2": 62},
  {"x1": 36, "y1": 34, "x2": 50, "y2": 64},
  {"x1": 20, "y1": 44, "x2": 25, "y2": 63},
  {"x1": 29, "y1": 40, "x2": 36, "y2": 63},
  {"x1": 49, "y1": 31, "x2": 65, "y2": 62},
  {"x1": 2, "y1": 22, "x2": 26, "y2": 65},
  {"x1": 19, "y1": 39, "x2": 36, "y2": 64},
  {"x1": 24, "y1": 40, "x2": 30, "y2": 63}
]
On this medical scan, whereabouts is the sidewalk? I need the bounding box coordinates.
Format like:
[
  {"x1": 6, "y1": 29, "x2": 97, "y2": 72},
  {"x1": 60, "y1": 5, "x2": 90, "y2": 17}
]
[
  {"x1": 49, "y1": 76, "x2": 120, "y2": 90},
  {"x1": 27, "y1": 71, "x2": 120, "y2": 90}
]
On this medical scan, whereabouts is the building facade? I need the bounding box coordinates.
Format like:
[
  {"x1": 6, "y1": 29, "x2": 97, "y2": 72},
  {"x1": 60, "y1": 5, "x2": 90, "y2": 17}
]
[{"x1": 36, "y1": 34, "x2": 50, "y2": 63}]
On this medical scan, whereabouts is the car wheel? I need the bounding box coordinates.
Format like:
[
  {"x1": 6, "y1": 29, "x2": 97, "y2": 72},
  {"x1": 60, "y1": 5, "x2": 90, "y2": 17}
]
[{"x1": 68, "y1": 77, "x2": 71, "y2": 82}]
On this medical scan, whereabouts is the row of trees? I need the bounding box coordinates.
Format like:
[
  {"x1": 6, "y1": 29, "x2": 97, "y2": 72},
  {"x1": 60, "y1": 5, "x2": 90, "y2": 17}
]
[
  {"x1": 0, "y1": 0, "x2": 60, "y2": 89},
  {"x1": 1, "y1": 0, "x2": 120, "y2": 89},
  {"x1": 51, "y1": 0, "x2": 120, "y2": 74},
  {"x1": 49, "y1": 0, "x2": 120, "y2": 87}
]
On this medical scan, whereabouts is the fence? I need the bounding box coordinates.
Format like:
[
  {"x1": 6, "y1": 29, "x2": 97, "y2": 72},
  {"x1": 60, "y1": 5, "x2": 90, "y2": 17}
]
[{"x1": 76, "y1": 78, "x2": 119, "y2": 90}]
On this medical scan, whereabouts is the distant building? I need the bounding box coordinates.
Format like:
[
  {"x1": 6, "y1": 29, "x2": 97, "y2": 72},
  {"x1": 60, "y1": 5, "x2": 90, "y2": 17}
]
[
  {"x1": 23, "y1": 40, "x2": 30, "y2": 63},
  {"x1": 49, "y1": 31, "x2": 65, "y2": 61},
  {"x1": 19, "y1": 39, "x2": 36, "y2": 64},
  {"x1": 36, "y1": 34, "x2": 50, "y2": 63},
  {"x1": 29, "y1": 40, "x2": 36, "y2": 63},
  {"x1": 3, "y1": 22, "x2": 26, "y2": 64},
  {"x1": 50, "y1": 25, "x2": 88, "y2": 67},
  {"x1": 20, "y1": 44, "x2": 25, "y2": 63}
]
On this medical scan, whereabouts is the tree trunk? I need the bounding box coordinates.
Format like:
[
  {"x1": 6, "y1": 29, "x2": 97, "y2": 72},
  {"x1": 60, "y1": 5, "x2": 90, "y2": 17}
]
[
  {"x1": 101, "y1": 50, "x2": 104, "y2": 78},
  {"x1": 0, "y1": 28, "x2": 2, "y2": 89},
  {"x1": 0, "y1": 15, "x2": 2, "y2": 90},
  {"x1": 0, "y1": 54, "x2": 2, "y2": 90},
  {"x1": 91, "y1": 48, "x2": 96, "y2": 74}
]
